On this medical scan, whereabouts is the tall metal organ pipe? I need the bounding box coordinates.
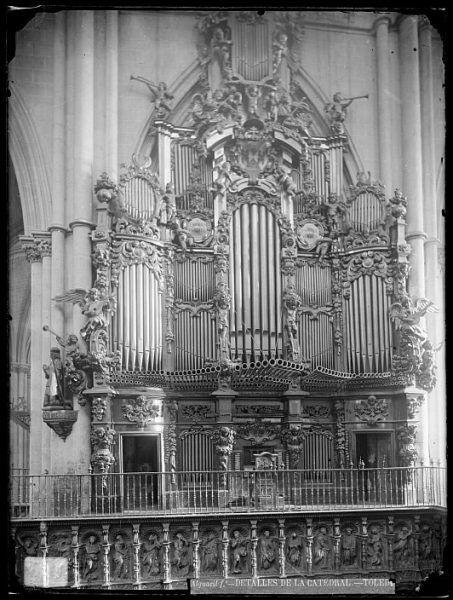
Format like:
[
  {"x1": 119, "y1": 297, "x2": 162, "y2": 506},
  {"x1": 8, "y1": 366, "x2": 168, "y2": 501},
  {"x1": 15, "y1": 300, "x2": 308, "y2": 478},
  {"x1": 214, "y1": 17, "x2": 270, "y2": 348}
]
[
  {"x1": 114, "y1": 264, "x2": 162, "y2": 372},
  {"x1": 229, "y1": 203, "x2": 282, "y2": 362}
]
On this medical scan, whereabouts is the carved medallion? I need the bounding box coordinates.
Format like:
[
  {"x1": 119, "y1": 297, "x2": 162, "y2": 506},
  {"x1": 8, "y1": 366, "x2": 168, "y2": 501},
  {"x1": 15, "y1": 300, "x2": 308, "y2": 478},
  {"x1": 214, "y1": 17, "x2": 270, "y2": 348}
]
[
  {"x1": 185, "y1": 217, "x2": 210, "y2": 243},
  {"x1": 296, "y1": 219, "x2": 324, "y2": 251}
]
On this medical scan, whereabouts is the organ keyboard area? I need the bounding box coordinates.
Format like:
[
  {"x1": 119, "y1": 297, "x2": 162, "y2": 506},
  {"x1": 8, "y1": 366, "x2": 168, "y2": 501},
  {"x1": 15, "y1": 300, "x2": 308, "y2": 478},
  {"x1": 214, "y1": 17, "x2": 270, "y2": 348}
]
[{"x1": 86, "y1": 11, "x2": 431, "y2": 478}]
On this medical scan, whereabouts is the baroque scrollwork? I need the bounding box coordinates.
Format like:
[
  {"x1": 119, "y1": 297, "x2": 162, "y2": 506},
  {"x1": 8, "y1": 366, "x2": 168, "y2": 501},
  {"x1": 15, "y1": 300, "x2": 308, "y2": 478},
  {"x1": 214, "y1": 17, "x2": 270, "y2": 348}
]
[
  {"x1": 236, "y1": 421, "x2": 279, "y2": 445},
  {"x1": 122, "y1": 396, "x2": 161, "y2": 428},
  {"x1": 355, "y1": 395, "x2": 389, "y2": 425},
  {"x1": 90, "y1": 426, "x2": 116, "y2": 474},
  {"x1": 397, "y1": 423, "x2": 418, "y2": 467},
  {"x1": 390, "y1": 293, "x2": 438, "y2": 390},
  {"x1": 212, "y1": 426, "x2": 236, "y2": 470},
  {"x1": 282, "y1": 284, "x2": 302, "y2": 362},
  {"x1": 280, "y1": 425, "x2": 305, "y2": 468}
]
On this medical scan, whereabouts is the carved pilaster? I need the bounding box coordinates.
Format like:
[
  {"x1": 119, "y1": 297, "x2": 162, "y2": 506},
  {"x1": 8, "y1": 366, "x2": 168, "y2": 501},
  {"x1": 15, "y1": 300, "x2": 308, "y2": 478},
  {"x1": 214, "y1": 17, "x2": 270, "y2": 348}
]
[
  {"x1": 132, "y1": 524, "x2": 141, "y2": 588},
  {"x1": 91, "y1": 396, "x2": 109, "y2": 421},
  {"x1": 278, "y1": 519, "x2": 286, "y2": 578},
  {"x1": 413, "y1": 515, "x2": 420, "y2": 573},
  {"x1": 221, "y1": 521, "x2": 229, "y2": 578},
  {"x1": 71, "y1": 525, "x2": 80, "y2": 587},
  {"x1": 333, "y1": 518, "x2": 341, "y2": 571},
  {"x1": 282, "y1": 284, "x2": 302, "y2": 362},
  {"x1": 397, "y1": 423, "x2": 418, "y2": 467},
  {"x1": 387, "y1": 516, "x2": 394, "y2": 572},
  {"x1": 360, "y1": 517, "x2": 367, "y2": 570},
  {"x1": 306, "y1": 518, "x2": 313, "y2": 574},
  {"x1": 90, "y1": 426, "x2": 116, "y2": 482},
  {"x1": 164, "y1": 399, "x2": 178, "y2": 479},
  {"x1": 102, "y1": 525, "x2": 111, "y2": 588},
  {"x1": 39, "y1": 521, "x2": 48, "y2": 561},
  {"x1": 250, "y1": 520, "x2": 258, "y2": 578},
  {"x1": 162, "y1": 250, "x2": 175, "y2": 367},
  {"x1": 334, "y1": 400, "x2": 348, "y2": 469},
  {"x1": 280, "y1": 425, "x2": 304, "y2": 468},
  {"x1": 162, "y1": 523, "x2": 171, "y2": 588},
  {"x1": 192, "y1": 522, "x2": 200, "y2": 579},
  {"x1": 212, "y1": 425, "x2": 236, "y2": 475}
]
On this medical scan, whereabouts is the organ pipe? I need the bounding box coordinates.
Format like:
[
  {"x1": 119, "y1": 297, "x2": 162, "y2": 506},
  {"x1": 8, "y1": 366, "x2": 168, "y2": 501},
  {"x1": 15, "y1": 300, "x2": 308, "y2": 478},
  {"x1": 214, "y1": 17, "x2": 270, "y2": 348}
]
[
  {"x1": 122, "y1": 177, "x2": 157, "y2": 221},
  {"x1": 343, "y1": 274, "x2": 391, "y2": 374}
]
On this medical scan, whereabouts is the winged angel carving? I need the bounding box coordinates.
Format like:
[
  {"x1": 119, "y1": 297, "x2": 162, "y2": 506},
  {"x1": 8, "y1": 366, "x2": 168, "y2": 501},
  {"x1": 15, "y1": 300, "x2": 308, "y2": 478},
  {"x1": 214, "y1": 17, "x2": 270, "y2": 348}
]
[
  {"x1": 53, "y1": 287, "x2": 117, "y2": 342},
  {"x1": 389, "y1": 294, "x2": 439, "y2": 386},
  {"x1": 389, "y1": 295, "x2": 438, "y2": 339}
]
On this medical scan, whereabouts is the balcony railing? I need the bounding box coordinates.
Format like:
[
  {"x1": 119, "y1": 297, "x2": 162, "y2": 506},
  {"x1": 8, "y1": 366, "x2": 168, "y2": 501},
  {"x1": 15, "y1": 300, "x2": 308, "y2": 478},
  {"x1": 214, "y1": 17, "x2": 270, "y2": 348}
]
[{"x1": 10, "y1": 466, "x2": 446, "y2": 519}]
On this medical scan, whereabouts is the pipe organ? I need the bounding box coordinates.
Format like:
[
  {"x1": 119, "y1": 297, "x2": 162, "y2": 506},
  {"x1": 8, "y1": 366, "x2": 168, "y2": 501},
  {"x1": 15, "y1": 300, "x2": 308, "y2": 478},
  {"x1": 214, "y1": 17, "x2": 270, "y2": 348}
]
[
  {"x1": 229, "y1": 203, "x2": 282, "y2": 362},
  {"x1": 81, "y1": 11, "x2": 437, "y2": 484}
]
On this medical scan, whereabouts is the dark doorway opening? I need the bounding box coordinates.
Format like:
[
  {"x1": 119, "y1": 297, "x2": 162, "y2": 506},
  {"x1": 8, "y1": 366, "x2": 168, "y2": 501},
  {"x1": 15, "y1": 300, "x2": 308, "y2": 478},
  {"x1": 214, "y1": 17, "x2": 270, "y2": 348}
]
[
  {"x1": 122, "y1": 435, "x2": 160, "y2": 509},
  {"x1": 355, "y1": 432, "x2": 394, "y2": 503},
  {"x1": 356, "y1": 432, "x2": 392, "y2": 468}
]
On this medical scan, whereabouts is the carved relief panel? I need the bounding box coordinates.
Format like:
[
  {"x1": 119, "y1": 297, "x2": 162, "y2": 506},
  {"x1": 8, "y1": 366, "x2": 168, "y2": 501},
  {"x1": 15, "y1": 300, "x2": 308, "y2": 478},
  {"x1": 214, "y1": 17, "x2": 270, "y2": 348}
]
[
  {"x1": 199, "y1": 526, "x2": 222, "y2": 576},
  {"x1": 170, "y1": 526, "x2": 193, "y2": 579},
  {"x1": 285, "y1": 523, "x2": 306, "y2": 574},
  {"x1": 140, "y1": 528, "x2": 163, "y2": 580}
]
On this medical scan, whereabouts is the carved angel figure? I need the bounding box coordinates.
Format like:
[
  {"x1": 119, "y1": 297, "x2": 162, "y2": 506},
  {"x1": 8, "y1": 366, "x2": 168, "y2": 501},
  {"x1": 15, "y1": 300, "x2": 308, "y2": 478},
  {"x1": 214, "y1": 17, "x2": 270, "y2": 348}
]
[
  {"x1": 324, "y1": 91, "x2": 368, "y2": 133},
  {"x1": 389, "y1": 294, "x2": 438, "y2": 335},
  {"x1": 130, "y1": 75, "x2": 174, "y2": 118},
  {"x1": 53, "y1": 287, "x2": 116, "y2": 342},
  {"x1": 272, "y1": 32, "x2": 288, "y2": 75}
]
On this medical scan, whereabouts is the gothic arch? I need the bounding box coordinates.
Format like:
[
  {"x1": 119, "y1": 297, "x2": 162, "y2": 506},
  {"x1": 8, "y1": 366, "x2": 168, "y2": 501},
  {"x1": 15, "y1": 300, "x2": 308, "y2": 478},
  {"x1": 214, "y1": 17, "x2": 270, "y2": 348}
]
[{"x1": 8, "y1": 83, "x2": 52, "y2": 233}]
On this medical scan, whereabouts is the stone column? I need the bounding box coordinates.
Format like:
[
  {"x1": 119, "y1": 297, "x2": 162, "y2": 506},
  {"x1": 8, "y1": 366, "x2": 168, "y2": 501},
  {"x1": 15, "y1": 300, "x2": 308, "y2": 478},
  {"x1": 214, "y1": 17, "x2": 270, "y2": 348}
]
[
  {"x1": 419, "y1": 17, "x2": 442, "y2": 332},
  {"x1": 56, "y1": 10, "x2": 95, "y2": 474},
  {"x1": 399, "y1": 15, "x2": 426, "y2": 299},
  {"x1": 51, "y1": 11, "x2": 67, "y2": 343},
  {"x1": 105, "y1": 10, "x2": 118, "y2": 178},
  {"x1": 21, "y1": 239, "x2": 44, "y2": 475},
  {"x1": 38, "y1": 235, "x2": 53, "y2": 469},
  {"x1": 419, "y1": 16, "x2": 445, "y2": 465},
  {"x1": 374, "y1": 16, "x2": 392, "y2": 189}
]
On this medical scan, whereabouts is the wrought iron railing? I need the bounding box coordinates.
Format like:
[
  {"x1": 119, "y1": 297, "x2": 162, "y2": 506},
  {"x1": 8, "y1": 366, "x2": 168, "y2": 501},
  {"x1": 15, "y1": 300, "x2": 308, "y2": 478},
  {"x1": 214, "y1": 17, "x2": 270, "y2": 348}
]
[{"x1": 10, "y1": 466, "x2": 446, "y2": 519}]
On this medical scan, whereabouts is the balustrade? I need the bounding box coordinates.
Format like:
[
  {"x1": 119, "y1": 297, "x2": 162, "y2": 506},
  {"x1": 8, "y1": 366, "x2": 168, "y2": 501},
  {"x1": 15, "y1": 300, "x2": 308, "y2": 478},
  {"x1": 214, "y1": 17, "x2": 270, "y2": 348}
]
[{"x1": 10, "y1": 466, "x2": 447, "y2": 520}]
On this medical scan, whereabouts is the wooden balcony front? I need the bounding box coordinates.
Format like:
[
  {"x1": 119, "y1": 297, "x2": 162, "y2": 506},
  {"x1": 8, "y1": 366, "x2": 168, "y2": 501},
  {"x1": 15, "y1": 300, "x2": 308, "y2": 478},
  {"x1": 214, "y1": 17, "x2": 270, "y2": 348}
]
[{"x1": 10, "y1": 466, "x2": 447, "y2": 520}]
